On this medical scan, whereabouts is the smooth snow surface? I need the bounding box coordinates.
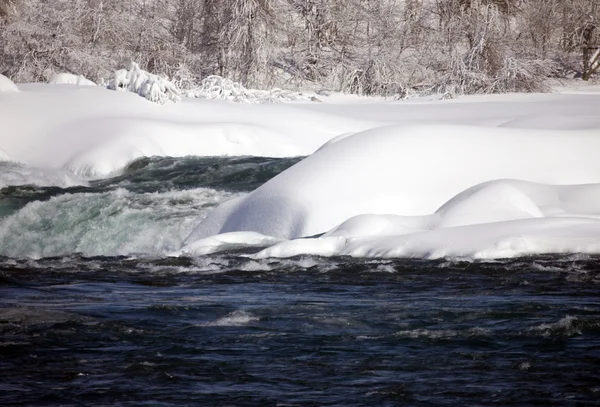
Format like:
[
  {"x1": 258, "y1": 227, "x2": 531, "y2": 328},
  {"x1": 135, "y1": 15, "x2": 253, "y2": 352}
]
[
  {"x1": 0, "y1": 84, "x2": 363, "y2": 177},
  {"x1": 187, "y1": 125, "x2": 600, "y2": 241},
  {"x1": 0, "y1": 74, "x2": 19, "y2": 92},
  {"x1": 252, "y1": 180, "x2": 600, "y2": 260},
  {"x1": 183, "y1": 85, "x2": 600, "y2": 260},
  {"x1": 0, "y1": 148, "x2": 10, "y2": 161}
]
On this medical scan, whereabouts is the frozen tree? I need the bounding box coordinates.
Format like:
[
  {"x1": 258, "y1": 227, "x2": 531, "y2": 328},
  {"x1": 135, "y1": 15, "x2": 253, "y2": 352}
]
[{"x1": 1, "y1": 0, "x2": 598, "y2": 96}]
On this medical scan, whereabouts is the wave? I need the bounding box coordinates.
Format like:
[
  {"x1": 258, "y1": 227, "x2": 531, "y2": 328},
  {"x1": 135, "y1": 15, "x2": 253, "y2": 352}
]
[
  {"x1": 0, "y1": 188, "x2": 241, "y2": 258},
  {"x1": 0, "y1": 156, "x2": 304, "y2": 259},
  {"x1": 99, "y1": 155, "x2": 303, "y2": 193},
  {"x1": 0, "y1": 161, "x2": 85, "y2": 189},
  {"x1": 201, "y1": 310, "x2": 259, "y2": 327}
]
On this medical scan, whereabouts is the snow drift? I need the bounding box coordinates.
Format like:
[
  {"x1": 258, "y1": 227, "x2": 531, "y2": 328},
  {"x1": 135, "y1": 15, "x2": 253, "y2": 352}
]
[
  {"x1": 0, "y1": 83, "x2": 365, "y2": 177},
  {"x1": 186, "y1": 124, "x2": 600, "y2": 241},
  {"x1": 252, "y1": 180, "x2": 600, "y2": 260}
]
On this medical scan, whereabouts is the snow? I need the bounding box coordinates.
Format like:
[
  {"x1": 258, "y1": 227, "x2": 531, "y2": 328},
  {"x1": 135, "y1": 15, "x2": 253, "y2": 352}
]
[
  {"x1": 48, "y1": 73, "x2": 97, "y2": 86},
  {"x1": 3, "y1": 78, "x2": 600, "y2": 260},
  {"x1": 0, "y1": 148, "x2": 10, "y2": 161},
  {"x1": 0, "y1": 83, "x2": 363, "y2": 177},
  {"x1": 170, "y1": 232, "x2": 282, "y2": 257},
  {"x1": 252, "y1": 180, "x2": 600, "y2": 260},
  {"x1": 188, "y1": 75, "x2": 316, "y2": 103},
  {"x1": 181, "y1": 83, "x2": 600, "y2": 260},
  {"x1": 186, "y1": 124, "x2": 600, "y2": 241},
  {"x1": 0, "y1": 74, "x2": 19, "y2": 92}
]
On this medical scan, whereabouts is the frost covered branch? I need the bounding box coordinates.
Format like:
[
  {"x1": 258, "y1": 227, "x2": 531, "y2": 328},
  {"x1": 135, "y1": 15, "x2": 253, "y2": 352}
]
[
  {"x1": 107, "y1": 62, "x2": 181, "y2": 104},
  {"x1": 1, "y1": 0, "x2": 598, "y2": 96}
]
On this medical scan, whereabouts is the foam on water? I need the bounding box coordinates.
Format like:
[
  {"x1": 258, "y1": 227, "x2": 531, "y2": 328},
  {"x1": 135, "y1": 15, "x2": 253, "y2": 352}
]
[
  {"x1": 0, "y1": 161, "x2": 86, "y2": 189},
  {"x1": 0, "y1": 187, "x2": 242, "y2": 258},
  {"x1": 203, "y1": 310, "x2": 259, "y2": 327},
  {"x1": 528, "y1": 315, "x2": 583, "y2": 337}
]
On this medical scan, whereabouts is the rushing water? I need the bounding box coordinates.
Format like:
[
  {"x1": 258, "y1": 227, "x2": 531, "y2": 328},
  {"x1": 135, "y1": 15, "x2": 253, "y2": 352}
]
[{"x1": 1, "y1": 157, "x2": 600, "y2": 406}]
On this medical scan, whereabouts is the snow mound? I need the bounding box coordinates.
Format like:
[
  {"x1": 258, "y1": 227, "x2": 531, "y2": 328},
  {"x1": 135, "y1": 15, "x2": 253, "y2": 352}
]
[
  {"x1": 61, "y1": 121, "x2": 305, "y2": 177},
  {"x1": 108, "y1": 62, "x2": 181, "y2": 104},
  {"x1": 252, "y1": 180, "x2": 600, "y2": 260},
  {"x1": 0, "y1": 74, "x2": 19, "y2": 92},
  {"x1": 188, "y1": 75, "x2": 315, "y2": 104},
  {"x1": 49, "y1": 73, "x2": 97, "y2": 86},
  {"x1": 254, "y1": 218, "x2": 600, "y2": 260},
  {"x1": 186, "y1": 124, "x2": 600, "y2": 242},
  {"x1": 0, "y1": 83, "x2": 360, "y2": 177}
]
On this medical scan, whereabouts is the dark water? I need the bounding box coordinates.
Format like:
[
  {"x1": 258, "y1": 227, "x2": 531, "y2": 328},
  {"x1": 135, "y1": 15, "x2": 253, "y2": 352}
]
[
  {"x1": 1, "y1": 157, "x2": 600, "y2": 406},
  {"x1": 0, "y1": 156, "x2": 303, "y2": 216},
  {"x1": 1, "y1": 255, "x2": 600, "y2": 406}
]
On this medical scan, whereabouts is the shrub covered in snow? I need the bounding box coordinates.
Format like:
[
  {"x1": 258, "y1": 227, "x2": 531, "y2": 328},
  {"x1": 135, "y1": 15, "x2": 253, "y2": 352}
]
[
  {"x1": 107, "y1": 62, "x2": 181, "y2": 104},
  {"x1": 187, "y1": 75, "x2": 316, "y2": 104},
  {"x1": 0, "y1": 74, "x2": 19, "y2": 92},
  {"x1": 106, "y1": 64, "x2": 316, "y2": 105},
  {"x1": 49, "y1": 73, "x2": 97, "y2": 86}
]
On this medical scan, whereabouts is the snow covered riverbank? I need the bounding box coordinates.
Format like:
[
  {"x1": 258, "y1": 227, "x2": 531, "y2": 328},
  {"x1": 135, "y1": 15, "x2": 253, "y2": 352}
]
[{"x1": 2, "y1": 81, "x2": 600, "y2": 260}]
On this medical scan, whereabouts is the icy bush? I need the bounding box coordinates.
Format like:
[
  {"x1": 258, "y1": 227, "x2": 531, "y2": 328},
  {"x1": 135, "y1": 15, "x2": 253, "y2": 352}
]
[
  {"x1": 105, "y1": 64, "x2": 315, "y2": 105},
  {"x1": 0, "y1": 74, "x2": 19, "y2": 92},
  {"x1": 107, "y1": 62, "x2": 181, "y2": 104},
  {"x1": 187, "y1": 75, "x2": 316, "y2": 104}
]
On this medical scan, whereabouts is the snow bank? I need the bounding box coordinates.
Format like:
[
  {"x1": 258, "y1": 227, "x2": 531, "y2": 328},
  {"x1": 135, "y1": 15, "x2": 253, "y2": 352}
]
[
  {"x1": 3, "y1": 81, "x2": 599, "y2": 179},
  {"x1": 2, "y1": 78, "x2": 600, "y2": 259},
  {"x1": 252, "y1": 180, "x2": 600, "y2": 260},
  {"x1": 186, "y1": 124, "x2": 600, "y2": 241},
  {"x1": 254, "y1": 218, "x2": 600, "y2": 260},
  {"x1": 108, "y1": 62, "x2": 181, "y2": 104},
  {"x1": 0, "y1": 74, "x2": 19, "y2": 92},
  {"x1": 49, "y1": 73, "x2": 97, "y2": 86},
  {"x1": 0, "y1": 83, "x2": 364, "y2": 177}
]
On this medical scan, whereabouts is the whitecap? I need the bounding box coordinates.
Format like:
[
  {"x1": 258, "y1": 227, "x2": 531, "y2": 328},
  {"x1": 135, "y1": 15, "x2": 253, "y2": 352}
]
[{"x1": 202, "y1": 310, "x2": 258, "y2": 327}]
